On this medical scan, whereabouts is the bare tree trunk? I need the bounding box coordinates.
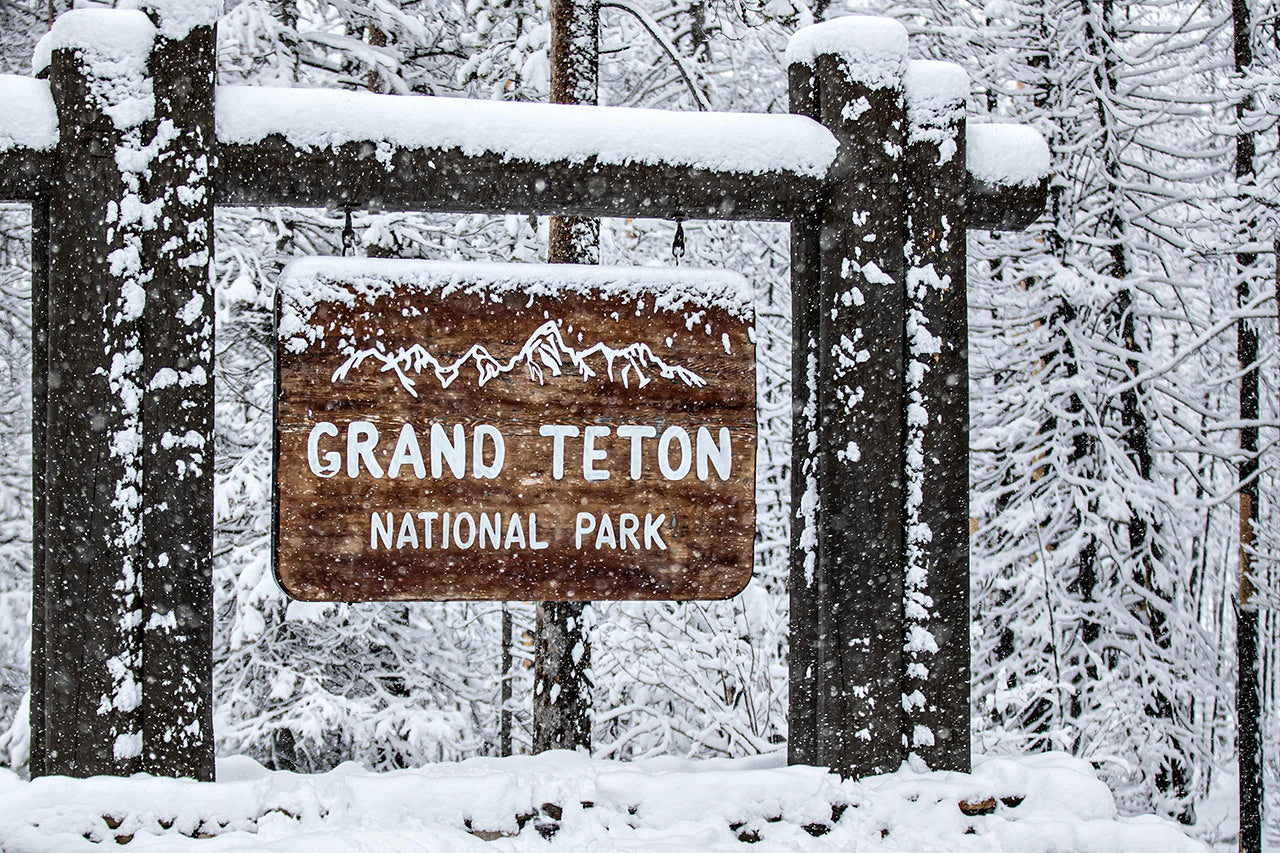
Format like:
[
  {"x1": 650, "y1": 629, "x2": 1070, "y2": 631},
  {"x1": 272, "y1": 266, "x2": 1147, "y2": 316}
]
[
  {"x1": 1232, "y1": 0, "x2": 1263, "y2": 846},
  {"x1": 533, "y1": 0, "x2": 598, "y2": 753}
]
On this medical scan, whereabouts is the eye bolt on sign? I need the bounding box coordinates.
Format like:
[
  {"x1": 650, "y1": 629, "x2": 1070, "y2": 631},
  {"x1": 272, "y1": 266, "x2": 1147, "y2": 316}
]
[{"x1": 274, "y1": 258, "x2": 757, "y2": 601}]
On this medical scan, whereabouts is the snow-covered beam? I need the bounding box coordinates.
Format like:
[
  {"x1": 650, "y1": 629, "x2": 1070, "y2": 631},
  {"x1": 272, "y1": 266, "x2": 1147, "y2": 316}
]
[
  {"x1": 0, "y1": 75, "x2": 56, "y2": 199},
  {"x1": 0, "y1": 74, "x2": 1048, "y2": 229},
  {"x1": 213, "y1": 85, "x2": 836, "y2": 221},
  {"x1": 967, "y1": 123, "x2": 1051, "y2": 231},
  {"x1": 211, "y1": 84, "x2": 1048, "y2": 227}
]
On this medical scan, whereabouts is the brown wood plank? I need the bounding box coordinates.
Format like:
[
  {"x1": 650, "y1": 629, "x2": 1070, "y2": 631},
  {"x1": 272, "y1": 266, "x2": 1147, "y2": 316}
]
[{"x1": 275, "y1": 265, "x2": 756, "y2": 601}]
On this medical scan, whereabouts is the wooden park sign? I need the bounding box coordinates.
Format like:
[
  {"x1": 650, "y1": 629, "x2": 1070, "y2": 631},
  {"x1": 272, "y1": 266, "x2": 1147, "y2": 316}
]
[{"x1": 274, "y1": 259, "x2": 756, "y2": 601}]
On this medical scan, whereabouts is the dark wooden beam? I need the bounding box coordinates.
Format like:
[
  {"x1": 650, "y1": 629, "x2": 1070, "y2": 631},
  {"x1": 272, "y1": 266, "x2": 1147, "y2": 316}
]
[
  {"x1": 0, "y1": 150, "x2": 52, "y2": 201},
  {"x1": 214, "y1": 137, "x2": 825, "y2": 221},
  {"x1": 969, "y1": 176, "x2": 1047, "y2": 231},
  {"x1": 214, "y1": 136, "x2": 1044, "y2": 228}
]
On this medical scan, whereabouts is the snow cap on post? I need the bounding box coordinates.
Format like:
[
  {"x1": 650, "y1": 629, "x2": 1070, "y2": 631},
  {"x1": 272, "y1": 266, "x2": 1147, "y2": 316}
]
[
  {"x1": 904, "y1": 60, "x2": 967, "y2": 160},
  {"x1": 32, "y1": 8, "x2": 156, "y2": 77},
  {"x1": 904, "y1": 60, "x2": 968, "y2": 120},
  {"x1": 127, "y1": 0, "x2": 221, "y2": 40},
  {"x1": 966, "y1": 123, "x2": 1051, "y2": 187},
  {"x1": 0, "y1": 76, "x2": 57, "y2": 152},
  {"x1": 784, "y1": 15, "x2": 909, "y2": 89}
]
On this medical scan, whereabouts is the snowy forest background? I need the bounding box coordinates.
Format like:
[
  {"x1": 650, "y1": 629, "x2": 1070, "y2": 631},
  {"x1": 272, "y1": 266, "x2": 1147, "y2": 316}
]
[{"x1": 0, "y1": 0, "x2": 1274, "y2": 841}]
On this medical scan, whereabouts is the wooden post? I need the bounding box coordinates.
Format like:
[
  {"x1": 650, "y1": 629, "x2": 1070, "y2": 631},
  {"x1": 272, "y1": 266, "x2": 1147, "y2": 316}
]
[
  {"x1": 29, "y1": 197, "x2": 48, "y2": 780},
  {"x1": 533, "y1": 0, "x2": 598, "y2": 753},
  {"x1": 39, "y1": 10, "x2": 156, "y2": 776},
  {"x1": 786, "y1": 57, "x2": 822, "y2": 767},
  {"x1": 34, "y1": 4, "x2": 216, "y2": 779},
  {"x1": 139, "y1": 2, "x2": 217, "y2": 780},
  {"x1": 786, "y1": 17, "x2": 909, "y2": 777},
  {"x1": 901, "y1": 60, "x2": 970, "y2": 772}
]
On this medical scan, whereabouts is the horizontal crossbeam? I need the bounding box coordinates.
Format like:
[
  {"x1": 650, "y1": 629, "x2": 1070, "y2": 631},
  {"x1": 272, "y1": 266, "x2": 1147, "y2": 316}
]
[
  {"x1": 1, "y1": 78, "x2": 1047, "y2": 228},
  {"x1": 0, "y1": 150, "x2": 52, "y2": 200},
  {"x1": 214, "y1": 138, "x2": 825, "y2": 221}
]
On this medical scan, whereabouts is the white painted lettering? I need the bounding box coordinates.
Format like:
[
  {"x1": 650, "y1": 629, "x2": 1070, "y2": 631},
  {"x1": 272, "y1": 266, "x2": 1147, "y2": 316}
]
[
  {"x1": 619, "y1": 513, "x2": 641, "y2": 550},
  {"x1": 308, "y1": 422, "x2": 340, "y2": 477},
  {"x1": 540, "y1": 425, "x2": 579, "y2": 480},
  {"x1": 657, "y1": 427, "x2": 691, "y2": 480},
  {"x1": 473, "y1": 425, "x2": 505, "y2": 479},
  {"x1": 431, "y1": 424, "x2": 466, "y2": 479},
  {"x1": 370, "y1": 512, "x2": 393, "y2": 549},
  {"x1": 416, "y1": 511, "x2": 438, "y2": 548},
  {"x1": 396, "y1": 512, "x2": 419, "y2": 549},
  {"x1": 594, "y1": 513, "x2": 617, "y2": 549},
  {"x1": 574, "y1": 512, "x2": 596, "y2": 549},
  {"x1": 347, "y1": 421, "x2": 383, "y2": 478},
  {"x1": 529, "y1": 513, "x2": 549, "y2": 549},
  {"x1": 696, "y1": 426, "x2": 732, "y2": 481},
  {"x1": 616, "y1": 425, "x2": 655, "y2": 479},
  {"x1": 479, "y1": 512, "x2": 501, "y2": 549},
  {"x1": 388, "y1": 423, "x2": 426, "y2": 479},
  {"x1": 504, "y1": 513, "x2": 527, "y2": 549},
  {"x1": 583, "y1": 425, "x2": 611, "y2": 481},
  {"x1": 453, "y1": 512, "x2": 476, "y2": 549},
  {"x1": 644, "y1": 513, "x2": 668, "y2": 550}
]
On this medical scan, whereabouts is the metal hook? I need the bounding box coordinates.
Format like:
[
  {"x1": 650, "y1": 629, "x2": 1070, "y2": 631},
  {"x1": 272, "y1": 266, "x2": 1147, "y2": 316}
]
[{"x1": 340, "y1": 207, "x2": 356, "y2": 257}]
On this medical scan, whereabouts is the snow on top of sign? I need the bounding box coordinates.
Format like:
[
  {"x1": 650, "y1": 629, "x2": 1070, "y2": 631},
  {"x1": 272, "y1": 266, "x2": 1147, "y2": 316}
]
[
  {"x1": 279, "y1": 257, "x2": 753, "y2": 353},
  {"x1": 32, "y1": 8, "x2": 156, "y2": 77},
  {"x1": 217, "y1": 85, "x2": 839, "y2": 178},
  {"x1": 0, "y1": 751, "x2": 1209, "y2": 850},
  {"x1": 967, "y1": 122, "x2": 1052, "y2": 187},
  {"x1": 784, "y1": 16, "x2": 909, "y2": 88},
  {"x1": 0, "y1": 75, "x2": 57, "y2": 152}
]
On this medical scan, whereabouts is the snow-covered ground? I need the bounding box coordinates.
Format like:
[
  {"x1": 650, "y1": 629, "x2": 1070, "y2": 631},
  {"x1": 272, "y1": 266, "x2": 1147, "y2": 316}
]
[{"x1": 1, "y1": 751, "x2": 1207, "y2": 851}]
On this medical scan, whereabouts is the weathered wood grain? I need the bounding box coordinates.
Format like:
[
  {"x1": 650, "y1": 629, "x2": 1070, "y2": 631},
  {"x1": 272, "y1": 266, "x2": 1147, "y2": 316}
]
[{"x1": 276, "y1": 282, "x2": 756, "y2": 601}]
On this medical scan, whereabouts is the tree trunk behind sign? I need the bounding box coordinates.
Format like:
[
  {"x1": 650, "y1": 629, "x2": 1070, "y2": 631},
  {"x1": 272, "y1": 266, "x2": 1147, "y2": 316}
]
[
  {"x1": 1232, "y1": 0, "x2": 1263, "y2": 846},
  {"x1": 533, "y1": 0, "x2": 598, "y2": 754}
]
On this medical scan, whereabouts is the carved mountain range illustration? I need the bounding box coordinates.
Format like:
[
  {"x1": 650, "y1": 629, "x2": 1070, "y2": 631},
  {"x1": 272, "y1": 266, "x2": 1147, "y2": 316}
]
[{"x1": 331, "y1": 320, "x2": 707, "y2": 397}]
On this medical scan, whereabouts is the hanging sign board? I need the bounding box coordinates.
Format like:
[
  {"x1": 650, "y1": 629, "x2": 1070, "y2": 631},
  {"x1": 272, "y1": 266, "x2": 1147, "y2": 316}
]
[{"x1": 274, "y1": 258, "x2": 756, "y2": 601}]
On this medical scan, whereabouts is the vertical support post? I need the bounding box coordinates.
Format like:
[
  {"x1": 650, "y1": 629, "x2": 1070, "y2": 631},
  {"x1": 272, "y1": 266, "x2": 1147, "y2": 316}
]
[
  {"x1": 29, "y1": 197, "x2": 48, "y2": 779},
  {"x1": 40, "y1": 9, "x2": 158, "y2": 776},
  {"x1": 35, "y1": 3, "x2": 216, "y2": 779},
  {"x1": 901, "y1": 61, "x2": 970, "y2": 772},
  {"x1": 140, "y1": 1, "x2": 217, "y2": 780},
  {"x1": 786, "y1": 17, "x2": 910, "y2": 777},
  {"x1": 534, "y1": 0, "x2": 598, "y2": 753},
  {"x1": 787, "y1": 58, "x2": 822, "y2": 767}
]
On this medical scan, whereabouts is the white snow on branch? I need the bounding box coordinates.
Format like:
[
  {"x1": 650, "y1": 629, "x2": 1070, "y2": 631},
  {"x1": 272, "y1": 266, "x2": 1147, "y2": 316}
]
[
  {"x1": 784, "y1": 16, "x2": 909, "y2": 89},
  {"x1": 216, "y1": 85, "x2": 838, "y2": 178},
  {"x1": 334, "y1": 320, "x2": 706, "y2": 396},
  {"x1": 0, "y1": 75, "x2": 56, "y2": 152},
  {"x1": 967, "y1": 122, "x2": 1051, "y2": 187}
]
